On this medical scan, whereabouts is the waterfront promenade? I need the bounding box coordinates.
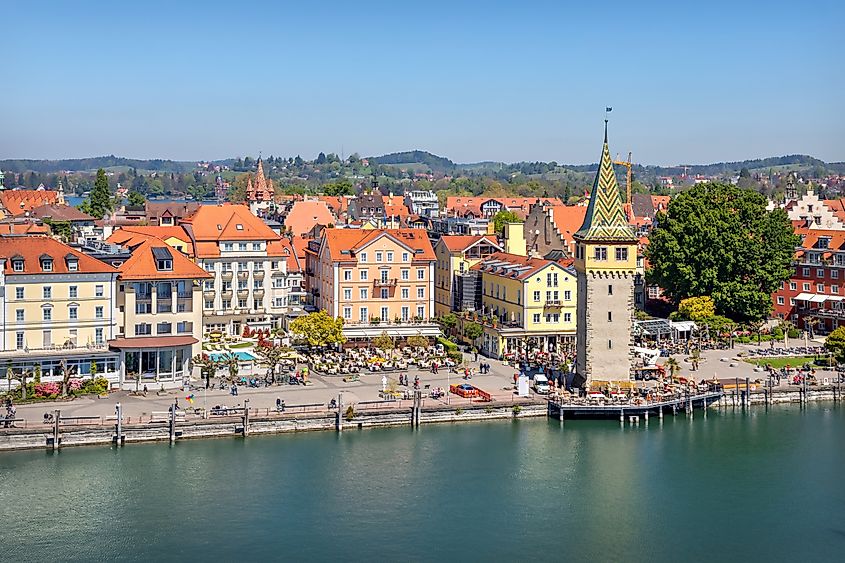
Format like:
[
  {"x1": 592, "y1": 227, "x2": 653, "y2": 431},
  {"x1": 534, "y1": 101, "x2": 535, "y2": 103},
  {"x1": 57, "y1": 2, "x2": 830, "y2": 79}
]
[{"x1": 2, "y1": 341, "x2": 839, "y2": 428}]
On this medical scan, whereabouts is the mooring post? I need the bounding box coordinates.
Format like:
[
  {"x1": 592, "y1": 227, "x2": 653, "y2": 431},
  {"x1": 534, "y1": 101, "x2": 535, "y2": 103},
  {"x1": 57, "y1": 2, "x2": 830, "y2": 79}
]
[
  {"x1": 619, "y1": 409, "x2": 624, "y2": 424},
  {"x1": 644, "y1": 410, "x2": 649, "y2": 424},
  {"x1": 734, "y1": 377, "x2": 739, "y2": 407},
  {"x1": 243, "y1": 399, "x2": 250, "y2": 437},
  {"x1": 658, "y1": 405, "x2": 663, "y2": 419},
  {"x1": 745, "y1": 378, "x2": 750, "y2": 407},
  {"x1": 52, "y1": 409, "x2": 61, "y2": 451},
  {"x1": 336, "y1": 393, "x2": 343, "y2": 433},
  {"x1": 115, "y1": 402, "x2": 123, "y2": 447},
  {"x1": 169, "y1": 403, "x2": 177, "y2": 443}
]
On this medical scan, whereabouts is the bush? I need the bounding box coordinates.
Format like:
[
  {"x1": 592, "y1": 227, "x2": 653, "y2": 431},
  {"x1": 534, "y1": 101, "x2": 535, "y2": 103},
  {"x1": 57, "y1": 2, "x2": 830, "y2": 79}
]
[
  {"x1": 512, "y1": 405, "x2": 522, "y2": 415},
  {"x1": 437, "y1": 336, "x2": 458, "y2": 351},
  {"x1": 787, "y1": 329, "x2": 800, "y2": 338},
  {"x1": 447, "y1": 350, "x2": 463, "y2": 363},
  {"x1": 344, "y1": 406, "x2": 355, "y2": 421},
  {"x1": 34, "y1": 382, "x2": 60, "y2": 399},
  {"x1": 79, "y1": 377, "x2": 109, "y2": 396},
  {"x1": 455, "y1": 408, "x2": 463, "y2": 415}
]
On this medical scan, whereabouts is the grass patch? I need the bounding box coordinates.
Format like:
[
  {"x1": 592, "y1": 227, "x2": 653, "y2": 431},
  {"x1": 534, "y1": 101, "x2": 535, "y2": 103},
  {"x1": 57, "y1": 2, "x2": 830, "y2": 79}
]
[
  {"x1": 229, "y1": 341, "x2": 253, "y2": 349},
  {"x1": 743, "y1": 356, "x2": 829, "y2": 369}
]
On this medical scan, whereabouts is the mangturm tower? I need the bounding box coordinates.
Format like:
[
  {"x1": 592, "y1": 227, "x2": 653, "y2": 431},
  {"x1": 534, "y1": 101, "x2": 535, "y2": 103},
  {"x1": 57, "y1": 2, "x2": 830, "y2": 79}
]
[{"x1": 572, "y1": 123, "x2": 638, "y2": 389}]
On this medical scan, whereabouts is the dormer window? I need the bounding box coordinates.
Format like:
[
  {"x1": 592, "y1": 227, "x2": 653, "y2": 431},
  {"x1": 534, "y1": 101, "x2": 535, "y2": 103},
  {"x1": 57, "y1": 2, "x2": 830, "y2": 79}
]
[
  {"x1": 11, "y1": 255, "x2": 24, "y2": 272},
  {"x1": 66, "y1": 254, "x2": 79, "y2": 272},
  {"x1": 40, "y1": 254, "x2": 53, "y2": 272},
  {"x1": 236, "y1": 224, "x2": 244, "y2": 230},
  {"x1": 152, "y1": 247, "x2": 173, "y2": 271}
]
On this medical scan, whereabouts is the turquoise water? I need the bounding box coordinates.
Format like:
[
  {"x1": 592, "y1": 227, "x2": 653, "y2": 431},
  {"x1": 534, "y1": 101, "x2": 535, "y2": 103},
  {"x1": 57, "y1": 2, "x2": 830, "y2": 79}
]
[
  {"x1": 0, "y1": 405, "x2": 843, "y2": 562},
  {"x1": 209, "y1": 351, "x2": 256, "y2": 361}
]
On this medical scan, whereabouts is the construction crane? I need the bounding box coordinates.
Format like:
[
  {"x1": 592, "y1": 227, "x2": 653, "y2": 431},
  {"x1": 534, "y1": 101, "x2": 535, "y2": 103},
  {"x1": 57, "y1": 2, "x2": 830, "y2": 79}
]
[{"x1": 613, "y1": 151, "x2": 633, "y2": 206}]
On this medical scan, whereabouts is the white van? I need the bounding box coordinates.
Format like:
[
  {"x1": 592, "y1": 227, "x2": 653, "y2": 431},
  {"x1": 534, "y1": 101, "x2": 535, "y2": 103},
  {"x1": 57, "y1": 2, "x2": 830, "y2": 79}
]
[{"x1": 533, "y1": 374, "x2": 550, "y2": 394}]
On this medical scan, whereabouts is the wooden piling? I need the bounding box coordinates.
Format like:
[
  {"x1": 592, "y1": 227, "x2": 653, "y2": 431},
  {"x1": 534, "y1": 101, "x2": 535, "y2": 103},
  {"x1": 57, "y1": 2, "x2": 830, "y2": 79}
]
[
  {"x1": 243, "y1": 399, "x2": 250, "y2": 437},
  {"x1": 336, "y1": 393, "x2": 343, "y2": 432},
  {"x1": 52, "y1": 409, "x2": 61, "y2": 451}
]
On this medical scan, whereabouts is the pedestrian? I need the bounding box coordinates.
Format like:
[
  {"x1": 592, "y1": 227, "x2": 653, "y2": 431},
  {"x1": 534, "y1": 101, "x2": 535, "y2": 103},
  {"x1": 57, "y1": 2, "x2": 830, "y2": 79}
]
[
  {"x1": 513, "y1": 372, "x2": 519, "y2": 387},
  {"x1": 414, "y1": 376, "x2": 420, "y2": 389},
  {"x1": 381, "y1": 374, "x2": 388, "y2": 393}
]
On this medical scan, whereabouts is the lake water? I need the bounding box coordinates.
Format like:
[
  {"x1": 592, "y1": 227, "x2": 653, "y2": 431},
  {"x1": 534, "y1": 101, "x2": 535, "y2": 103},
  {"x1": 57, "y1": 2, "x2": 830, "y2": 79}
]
[{"x1": 0, "y1": 404, "x2": 843, "y2": 562}]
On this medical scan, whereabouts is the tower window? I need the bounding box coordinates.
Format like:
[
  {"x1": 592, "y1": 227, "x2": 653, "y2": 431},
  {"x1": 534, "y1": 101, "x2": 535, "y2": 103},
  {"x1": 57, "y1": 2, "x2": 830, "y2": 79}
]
[
  {"x1": 594, "y1": 247, "x2": 607, "y2": 261},
  {"x1": 608, "y1": 339, "x2": 612, "y2": 349},
  {"x1": 615, "y1": 247, "x2": 628, "y2": 261},
  {"x1": 608, "y1": 284, "x2": 613, "y2": 295},
  {"x1": 608, "y1": 311, "x2": 613, "y2": 322}
]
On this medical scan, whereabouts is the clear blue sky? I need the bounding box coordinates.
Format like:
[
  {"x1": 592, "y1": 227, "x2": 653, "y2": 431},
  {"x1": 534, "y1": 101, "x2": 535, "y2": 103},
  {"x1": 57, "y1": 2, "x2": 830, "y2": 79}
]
[{"x1": 2, "y1": 0, "x2": 842, "y2": 165}]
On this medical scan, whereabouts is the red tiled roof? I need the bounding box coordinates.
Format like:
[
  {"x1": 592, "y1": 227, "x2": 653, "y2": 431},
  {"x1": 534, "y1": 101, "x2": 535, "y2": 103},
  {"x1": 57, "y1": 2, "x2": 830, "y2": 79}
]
[
  {"x1": 470, "y1": 251, "x2": 559, "y2": 280},
  {"x1": 0, "y1": 222, "x2": 50, "y2": 235},
  {"x1": 0, "y1": 236, "x2": 116, "y2": 275},
  {"x1": 550, "y1": 205, "x2": 588, "y2": 247},
  {"x1": 823, "y1": 199, "x2": 845, "y2": 224},
  {"x1": 115, "y1": 238, "x2": 211, "y2": 280},
  {"x1": 322, "y1": 229, "x2": 435, "y2": 262},
  {"x1": 283, "y1": 201, "x2": 335, "y2": 237},
  {"x1": 183, "y1": 204, "x2": 282, "y2": 242},
  {"x1": 439, "y1": 235, "x2": 500, "y2": 252},
  {"x1": 0, "y1": 190, "x2": 60, "y2": 216},
  {"x1": 28, "y1": 204, "x2": 94, "y2": 222},
  {"x1": 107, "y1": 226, "x2": 195, "y2": 256}
]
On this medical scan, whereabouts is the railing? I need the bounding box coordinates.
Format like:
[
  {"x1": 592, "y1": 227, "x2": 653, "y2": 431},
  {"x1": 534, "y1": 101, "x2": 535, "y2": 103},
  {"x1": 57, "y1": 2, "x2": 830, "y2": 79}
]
[
  {"x1": 544, "y1": 300, "x2": 562, "y2": 307},
  {"x1": 373, "y1": 278, "x2": 398, "y2": 287}
]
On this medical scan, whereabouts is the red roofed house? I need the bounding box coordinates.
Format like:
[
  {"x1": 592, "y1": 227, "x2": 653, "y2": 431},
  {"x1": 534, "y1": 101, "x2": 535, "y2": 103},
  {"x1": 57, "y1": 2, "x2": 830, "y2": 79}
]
[
  {"x1": 180, "y1": 204, "x2": 300, "y2": 334},
  {"x1": 0, "y1": 189, "x2": 60, "y2": 217},
  {"x1": 283, "y1": 200, "x2": 336, "y2": 237},
  {"x1": 108, "y1": 237, "x2": 211, "y2": 389},
  {"x1": 771, "y1": 227, "x2": 845, "y2": 335},
  {"x1": 445, "y1": 196, "x2": 563, "y2": 219},
  {"x1": 0, "y1": 235, "x2": 121, "y2": 385},
  {"x1": 307, "y1": 228, "x2": 439, "y2": 340},
  {"x1": 524, "y1": 201, "x2": 588, "y2": 258}
]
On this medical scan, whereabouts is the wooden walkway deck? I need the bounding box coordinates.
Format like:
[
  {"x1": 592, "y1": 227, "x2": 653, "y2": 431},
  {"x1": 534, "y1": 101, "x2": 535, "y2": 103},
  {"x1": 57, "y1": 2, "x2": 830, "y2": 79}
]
[{"x1": 547, "y1": 391, "x2": 724, "y2": 421}]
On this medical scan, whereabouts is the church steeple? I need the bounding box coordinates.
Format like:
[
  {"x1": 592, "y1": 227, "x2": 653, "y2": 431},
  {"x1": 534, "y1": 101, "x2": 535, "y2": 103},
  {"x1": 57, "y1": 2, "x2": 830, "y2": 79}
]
[{"x1": 574, "y1": 125, "x2": 636, "y2": 242}]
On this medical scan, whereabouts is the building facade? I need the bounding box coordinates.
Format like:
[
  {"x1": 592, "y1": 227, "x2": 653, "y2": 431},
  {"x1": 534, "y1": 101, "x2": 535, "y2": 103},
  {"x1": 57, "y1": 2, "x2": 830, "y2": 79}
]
[
  {"x1": 181, "y1": 204, "x2": 295, "y2": 335},
  {"x1": 433, "y1": 235, "x2": 501, "y2": 317},
  {"x1": 0, "y1": 236, "x2": 120, "y2": 384},
  {"x1": 109, "y1": 238, "x2": 210, "y2": 389},
  {"x1": 573, "y1": 128, "x2": 638, "y2": 388},
  {"x1": 309, "y1": 229, "x2": 439, "y2": 341}
]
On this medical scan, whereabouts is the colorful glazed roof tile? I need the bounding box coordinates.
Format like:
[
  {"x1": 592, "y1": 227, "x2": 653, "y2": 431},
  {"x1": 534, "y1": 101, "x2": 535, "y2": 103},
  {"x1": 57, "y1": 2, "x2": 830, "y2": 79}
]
[{"x1": 574, "y1": 128, "x2": 637, "y2": 242}]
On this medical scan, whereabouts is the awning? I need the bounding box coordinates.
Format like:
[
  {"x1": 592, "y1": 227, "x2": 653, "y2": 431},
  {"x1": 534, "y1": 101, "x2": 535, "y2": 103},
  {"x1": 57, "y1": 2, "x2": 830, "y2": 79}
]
[
  {"x1": 794, "y1": 293, "x2": 814, "y2": 301},
  {"x1": 671, "y1": 321, "x2": 697, "y2": 332},
  {"x1": 109, "y1": 336, "x2": 198, "y2": 349},
  {"x1": 342, "y1": 324, "x2": 442, "y2": 339},
  {"x1": 810, "y1": 295, "x2": 827, "y2": 303}
]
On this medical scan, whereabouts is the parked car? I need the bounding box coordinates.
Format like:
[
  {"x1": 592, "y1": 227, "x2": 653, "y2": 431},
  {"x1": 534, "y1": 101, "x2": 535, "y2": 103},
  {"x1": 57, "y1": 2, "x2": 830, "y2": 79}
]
[{"x1": 533, "y1": 374, "x2": 550, "y2": 394}]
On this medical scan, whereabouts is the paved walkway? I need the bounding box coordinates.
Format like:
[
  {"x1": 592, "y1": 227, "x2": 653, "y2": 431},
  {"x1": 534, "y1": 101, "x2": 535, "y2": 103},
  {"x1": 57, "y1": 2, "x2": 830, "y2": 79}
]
[
  {"x1": 6, "y1": 342, "x2": 837, "y2": 426},
  {"x1": 9, "y1": 353, "x2": 526, "y2": 425}
]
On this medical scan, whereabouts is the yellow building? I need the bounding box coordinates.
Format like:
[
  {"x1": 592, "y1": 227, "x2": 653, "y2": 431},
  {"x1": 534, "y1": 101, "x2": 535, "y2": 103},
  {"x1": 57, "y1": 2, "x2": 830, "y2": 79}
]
[
  {"x1": 433, "y1": 235, "x2": 501, "y2": 316},
  {"x1": 471, "y1": 250, "x2": 577, "y2": 360},
  {"x1": 0, "y1": 236, "x2": 121, "y2": 382}
]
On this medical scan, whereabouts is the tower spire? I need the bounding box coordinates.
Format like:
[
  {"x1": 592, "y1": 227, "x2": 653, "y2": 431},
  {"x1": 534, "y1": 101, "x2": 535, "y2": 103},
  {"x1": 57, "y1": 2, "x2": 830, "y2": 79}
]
[{"x1": 574, "y1": 125, "x2": 636, "y2": 242}]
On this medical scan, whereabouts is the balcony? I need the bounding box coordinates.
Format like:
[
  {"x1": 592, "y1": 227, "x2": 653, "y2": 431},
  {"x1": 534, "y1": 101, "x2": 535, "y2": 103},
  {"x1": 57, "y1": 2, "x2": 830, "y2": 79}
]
[
  {"x1": 237, "y1": 289, "x2": 249, "y2": 298},
  {"x1": 544, "y1": 300, "x2": 562, "y2": 307},
  {"x1": 221, "y1": 290, "x2": 233, "y2": 299},
  {"x1": 221, "y1": 270, "x2": 234, "y2": 280},
  {"x1": 203, "y1": 289, "x2": 215, "y2": 298},
  {"x1": 253, "y1": 270, "x2": 265, "y2": 280},
  {"x1": 374, "y1": 278, "x2": 398, "y2": 287},
  {"x1": 237, "y1": 271, "x2": 249, "y2": 280},
  {"x1": 253, "y1": 288, "x2": 265, "y2": 298}
]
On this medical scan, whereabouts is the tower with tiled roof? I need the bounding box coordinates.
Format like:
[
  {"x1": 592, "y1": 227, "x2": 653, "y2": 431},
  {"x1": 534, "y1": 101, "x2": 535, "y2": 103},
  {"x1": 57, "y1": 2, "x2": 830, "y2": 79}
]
[{"x1": 573, "y1": 123, "x2": 638, "y2": 388}]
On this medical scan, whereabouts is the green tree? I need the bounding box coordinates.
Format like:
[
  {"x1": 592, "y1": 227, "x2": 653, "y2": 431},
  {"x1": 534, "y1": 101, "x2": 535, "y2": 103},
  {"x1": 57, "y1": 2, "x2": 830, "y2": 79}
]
[
  {"x1": 79, "y1": 168, "x2": 114, "y2": 219},
  {"x1": 825, "y1": 326, "x2": 845, "y2": 362},
  {"x1": 645, "y1": 183, "x2": 798, "y2": 322},
  {"x1": 664, "y1": 357, "x2": 680, "y2": 379},
  {"x1": 464, "y1": 322, "x2": 483, "y2": 341},
  {"x1": 252, "y1": 344, "x2": 291, "y2": 383},
  {"x1": 676, "y1": 296, "x2": 716, "y2": 321},
  {"x1": 492, "y1": 210, "x2": 523, "y2": 235},
  {"x1": 372, "y1": 331, "x2": 394, "y2": 351},
  {"x1": 438, "y1": 313, "x2": 457, "y2": 335},
  {"x1": 191, "y1": 354, "x2": 219, "y2": 389},
  {"x1": 406, "y1": 334, "x2": 429, "y2": 348},
  {"x1": 321, "y1": 180, "x2": 354, "y2": 196},
  {"x1": 127, "y1": 191, "x2": 146, "y2": 206},
  {"x1": 289, "y1": 311, "x2": 346, "y2": 347}
]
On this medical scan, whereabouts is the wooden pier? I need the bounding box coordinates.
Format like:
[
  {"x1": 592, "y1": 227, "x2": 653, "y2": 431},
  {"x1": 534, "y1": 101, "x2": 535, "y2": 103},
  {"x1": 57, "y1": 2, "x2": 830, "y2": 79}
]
[{"x1": 547, "y1": 391, "x2": 723, "y2": 421}]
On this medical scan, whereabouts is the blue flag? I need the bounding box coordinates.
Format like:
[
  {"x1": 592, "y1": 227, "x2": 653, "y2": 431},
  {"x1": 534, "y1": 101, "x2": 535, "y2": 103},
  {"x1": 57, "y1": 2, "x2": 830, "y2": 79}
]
[{"x1": 606, "y1": 107, "x2": 613, "y2": 112}]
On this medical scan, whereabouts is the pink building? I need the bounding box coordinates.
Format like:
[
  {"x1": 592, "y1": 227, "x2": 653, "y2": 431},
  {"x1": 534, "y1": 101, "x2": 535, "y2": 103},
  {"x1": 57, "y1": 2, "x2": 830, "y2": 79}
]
[{"x1": 307, "y1": 229, "x2": 439, "y2": 341}]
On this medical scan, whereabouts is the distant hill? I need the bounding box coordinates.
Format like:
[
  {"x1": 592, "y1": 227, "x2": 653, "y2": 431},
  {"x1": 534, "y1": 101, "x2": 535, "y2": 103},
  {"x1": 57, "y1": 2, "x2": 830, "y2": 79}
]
[
  {"x1": 0, "y1": 156, "x2": 197, "y2": 174},
  {"x1": 369, "y1": 151, "x2": 456, "y2": 172}
]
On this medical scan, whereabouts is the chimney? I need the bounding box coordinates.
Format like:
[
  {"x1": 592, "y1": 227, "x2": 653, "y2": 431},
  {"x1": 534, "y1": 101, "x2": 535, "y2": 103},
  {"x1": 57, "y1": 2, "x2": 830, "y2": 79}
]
[{"x1": 503, "y1": 222, "x2": 526, "y2": 257}]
